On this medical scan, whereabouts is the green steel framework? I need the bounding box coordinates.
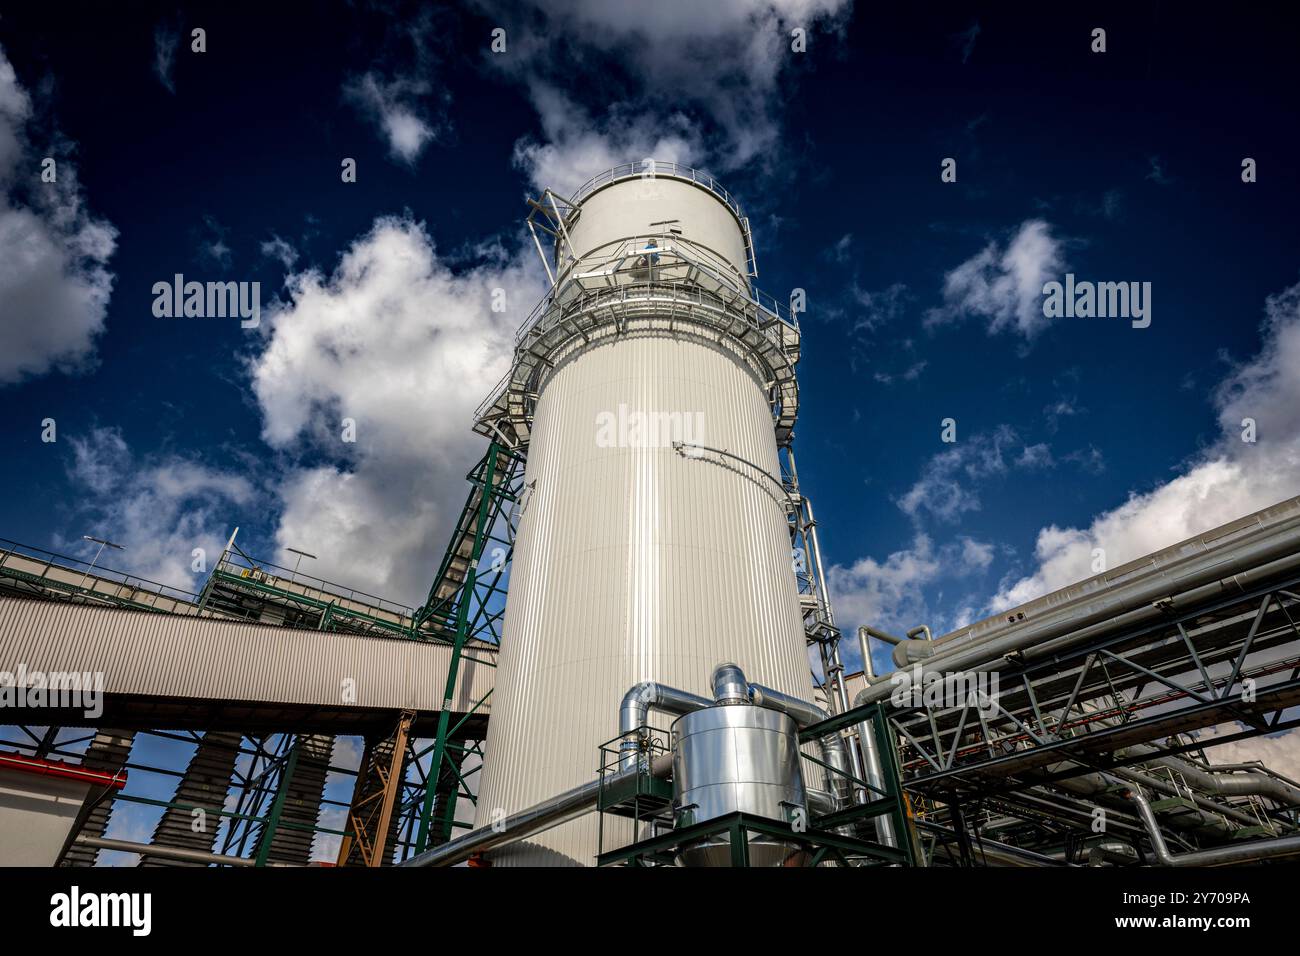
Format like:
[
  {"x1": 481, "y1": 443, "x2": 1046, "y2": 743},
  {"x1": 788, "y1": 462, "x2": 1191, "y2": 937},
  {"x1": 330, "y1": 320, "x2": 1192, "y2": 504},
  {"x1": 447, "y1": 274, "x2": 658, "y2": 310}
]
[{"x1": 0, "y1": 440, "x2": 523, "y2": 867}]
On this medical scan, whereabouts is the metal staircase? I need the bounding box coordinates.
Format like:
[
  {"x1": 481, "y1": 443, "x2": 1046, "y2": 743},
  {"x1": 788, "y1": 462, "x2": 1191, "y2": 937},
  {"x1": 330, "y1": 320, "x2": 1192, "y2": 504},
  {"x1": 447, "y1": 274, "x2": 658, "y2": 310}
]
[{"x1": 140, "y1": 731, "x2": 244, "y2": 866}]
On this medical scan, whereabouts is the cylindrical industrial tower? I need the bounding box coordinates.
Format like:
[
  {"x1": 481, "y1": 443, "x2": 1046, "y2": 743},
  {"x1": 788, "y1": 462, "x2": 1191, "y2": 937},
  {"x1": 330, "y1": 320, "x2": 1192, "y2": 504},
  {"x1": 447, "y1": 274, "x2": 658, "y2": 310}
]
[{"x1": 472, "y1": 163, "x2": 809, "y2": 865}]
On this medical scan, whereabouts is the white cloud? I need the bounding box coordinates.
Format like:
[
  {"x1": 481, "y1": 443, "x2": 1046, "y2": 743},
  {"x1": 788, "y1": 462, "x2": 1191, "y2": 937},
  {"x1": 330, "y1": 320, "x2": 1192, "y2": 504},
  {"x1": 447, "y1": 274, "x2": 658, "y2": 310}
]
[
  {"x1": 897, "y1": 425, "x2": 1028, "y2": 523},
  {"x1": 992, "y1": 279, "x2": 1300, "y2": 610},
  {"x1": 828, "y1": 533, "x2": 993, "y2": 644},
  {"x1": 926, "y1": 219, "x2": 1064, "y2": 340},
  {"x1": 260, "y1": 235, "x2": 299, "y2": 270},
  {"x1": 850, "y1": 281, "x2": 909, "y2": 333},
  {"x1": 344, "y1": 72, "x2": 438, "y2": 166},
  {"x1": 249, "y1": 216, "x2": 546, "y2": 605},
  {"x1": 0, "y1": 46, "x2": 116, "y2": 386},
  {"x1": 62, "y1": 427, "x2": 255, "y2": 591},
  {"x1": 1193, "y1": 722, "x2": 1300, "y2": 783},
  {"x1": 491, "y1": 0, "x2": 852, "y2": 193},
  {"x1": 343, "y1": 10, "x2": 446, "y2": 166},
  {"x1": 511, "y1": 88, "x2": 706, "y2": 198}
]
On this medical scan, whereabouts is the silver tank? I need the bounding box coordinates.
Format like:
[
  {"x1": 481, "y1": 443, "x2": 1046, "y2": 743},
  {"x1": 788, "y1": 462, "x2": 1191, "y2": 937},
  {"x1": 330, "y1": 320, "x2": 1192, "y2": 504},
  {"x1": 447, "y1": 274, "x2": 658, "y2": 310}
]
[
  {"x1": 473, "y1": 166, "x2": 810, "y2": 865},
  {"x1": 671, "y1": 705, "x2": 809, "y2": 867}
]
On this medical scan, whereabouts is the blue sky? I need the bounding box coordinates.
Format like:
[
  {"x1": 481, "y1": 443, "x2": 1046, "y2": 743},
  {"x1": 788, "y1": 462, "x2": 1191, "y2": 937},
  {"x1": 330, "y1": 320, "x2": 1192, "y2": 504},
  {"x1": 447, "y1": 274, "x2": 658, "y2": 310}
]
[{"x1": 2, "y1": 0, "x2": 1299, "y2": 692}]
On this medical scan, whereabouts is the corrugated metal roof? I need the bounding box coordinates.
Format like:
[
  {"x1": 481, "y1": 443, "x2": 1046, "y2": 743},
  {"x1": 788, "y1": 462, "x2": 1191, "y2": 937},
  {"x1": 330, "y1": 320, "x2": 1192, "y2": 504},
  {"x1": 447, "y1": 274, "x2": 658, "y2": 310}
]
[{"x1": 0, "y1": 597, "x2": 493, "y2": 716}]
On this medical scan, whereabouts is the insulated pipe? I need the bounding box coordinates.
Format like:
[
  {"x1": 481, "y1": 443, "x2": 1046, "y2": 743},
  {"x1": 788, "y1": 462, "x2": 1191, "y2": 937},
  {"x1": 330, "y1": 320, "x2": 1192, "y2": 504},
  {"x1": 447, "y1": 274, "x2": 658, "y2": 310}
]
[
  {"x1": 857, "y1": 626, "x2": 877, "y2": 681},
  {"x1": 402, "y1": 754, "x2": 674, "y2": 868},
  {"x1": 618, "y1": 682, "x2": 713, "y2": 769},
  {"x1": 74, "y1": 835, "x2": 295, "y2": 868},
  {"x1": 852, "y1": 708, "x2": 898, "y2": 848},
  {"x1": 915, "y1": 820, "x2": 1070, "y2": 867},
  {"x1": 1127, "y1": 788, "x2": 1300, "y2": 866},
  {"x1": 1149, "y1": 751, "x2": 1300, "y2": 808},
  {"x1": 1108, "y1": 767, "x2": 1251, "y2": 833},
  {"x1": 852, "y1": 521, "x2": 1300, "y2": 710},
  {"x1": 851, "y1": 626, "x2": 898, "y2": 847},
  {"x1": 861, "y1": 625, "x2": 905, "y2": 646},
  {"x1": 748, "y1": 682, "x2": 829, "y2": 729},
  {"x1": 749, "y1": 681, "x2": 855, "y2": 818},
  {"x1": 711, "y1": 662, "x2": 750, "y2": 705},
  {"x1": 1088, "y1": 842, "x2": 1139, "y2": 867},
  {"x1": 892, "y1": 639, "x2": 936, "y2": 669},
  {"x1": 805, "y1": 787, "x2": 837, "y2": 817}
]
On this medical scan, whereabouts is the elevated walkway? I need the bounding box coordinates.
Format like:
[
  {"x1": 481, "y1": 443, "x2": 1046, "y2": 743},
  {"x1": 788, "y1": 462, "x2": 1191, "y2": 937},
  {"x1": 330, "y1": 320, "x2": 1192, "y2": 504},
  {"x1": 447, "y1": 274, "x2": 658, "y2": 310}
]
[{"x1": 0, "y1": 596, "x2": 493, "y2": 737}]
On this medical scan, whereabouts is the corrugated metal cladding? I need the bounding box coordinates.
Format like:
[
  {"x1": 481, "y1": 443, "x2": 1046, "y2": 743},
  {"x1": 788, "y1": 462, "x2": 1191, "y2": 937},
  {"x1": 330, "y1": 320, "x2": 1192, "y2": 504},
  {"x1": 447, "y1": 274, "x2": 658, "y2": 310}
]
[
  {"x1": 0, "y1": 597, "x2": 492, "y2": 714},
  {"x1": 475, "y1": 177, "x2": 810, "y2": 865}
]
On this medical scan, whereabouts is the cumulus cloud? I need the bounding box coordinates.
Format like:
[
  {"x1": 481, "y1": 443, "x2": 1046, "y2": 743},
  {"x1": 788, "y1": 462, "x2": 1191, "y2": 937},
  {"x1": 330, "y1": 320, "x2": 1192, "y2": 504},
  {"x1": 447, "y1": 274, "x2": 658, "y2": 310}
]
[
  {"x1": 249, "y1": 216, "x2": 546, "y2": 605},
  {"x1": 511, "y1": 88, "x2": 706, "y2": 198},
  {"x1": 0, "y1": 46, "x2": 116, "y2": 386},
  {"x1": 1194, "y1": 722, "x2": 1300, "y2": 784},
  {"x1": 62, "y1": 427, "x2": 255, "y2": 591},
  {"x1": 487, "y1": 0, "x2": 852, "y2": 193},
  {"x1": 926, "y1": 219, "x2": 1064, "y2": 340},
  {"x1": 992, "y1": 279, "x2": 1300, "y2": 610}
]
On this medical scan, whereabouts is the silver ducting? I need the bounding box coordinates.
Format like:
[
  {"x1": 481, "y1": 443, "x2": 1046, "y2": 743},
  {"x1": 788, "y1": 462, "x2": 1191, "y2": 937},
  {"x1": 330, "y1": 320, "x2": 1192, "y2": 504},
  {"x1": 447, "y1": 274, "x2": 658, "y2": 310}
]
[
  {"x1": 851, "y1": 514, "x2": 1300, "y2": 710},
  {"x1": 402, "y1": 754, "x2": 674, "y2": 867},
  {"x1": 618, "y1": 682, "x2": 713, "y2": 769},
  {"x1": 711, "y1": 661, "x2": 751, "y2": 706},
  {"x1": 1127, "y1": 788, "x2": 1300, "y2": 866},
  {"x1": 1145, "y1": 750, "x2": 1300, "y2": 809},
  {"x1": 748, "y1": 680, "x2": 854, "y2": 811}
]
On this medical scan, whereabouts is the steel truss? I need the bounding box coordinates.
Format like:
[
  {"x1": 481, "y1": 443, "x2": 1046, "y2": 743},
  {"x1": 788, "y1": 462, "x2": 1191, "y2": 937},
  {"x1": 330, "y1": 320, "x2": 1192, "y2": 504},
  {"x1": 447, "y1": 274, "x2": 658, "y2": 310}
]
[
  {"x1": 815, "y1": 571, "x2": 1300, "y2": 862},
  {"x1": 403, "y1": 442, "x2": 523, "y2": 859},
  {"x1": 1, "y1": 727, "x2": 356, "y2": 866}
]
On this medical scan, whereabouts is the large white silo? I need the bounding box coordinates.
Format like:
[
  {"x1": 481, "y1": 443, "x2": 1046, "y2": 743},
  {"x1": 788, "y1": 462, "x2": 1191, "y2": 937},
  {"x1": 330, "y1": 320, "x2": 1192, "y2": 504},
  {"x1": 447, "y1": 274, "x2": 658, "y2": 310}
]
[{"x1": 472, "y1": 163, "x2": 810, "y2": 865}]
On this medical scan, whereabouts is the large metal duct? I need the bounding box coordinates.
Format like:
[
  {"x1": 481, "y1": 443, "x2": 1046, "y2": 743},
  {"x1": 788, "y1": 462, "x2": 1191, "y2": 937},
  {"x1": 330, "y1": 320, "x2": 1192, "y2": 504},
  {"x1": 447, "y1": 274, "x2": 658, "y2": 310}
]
[
  {"x1": 402, "y1": 755, "x2": 673, "y2": 868},
  {"x1": 852, "y1": 504, "x2": 1300, "y2": 711},
  {"x1": 473, "y1": 166, "x2": 814, "y2": 865},
  {"x1": 1137, "y1": 748, "x2": 1300, "y2": 810}
]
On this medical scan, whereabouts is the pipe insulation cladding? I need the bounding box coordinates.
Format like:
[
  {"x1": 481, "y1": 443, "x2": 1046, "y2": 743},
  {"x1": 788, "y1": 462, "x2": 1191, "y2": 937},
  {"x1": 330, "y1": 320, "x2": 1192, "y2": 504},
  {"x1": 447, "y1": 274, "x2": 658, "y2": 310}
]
[{"x1": 472, "y1": 167, "x2": 814, "y2": 865}]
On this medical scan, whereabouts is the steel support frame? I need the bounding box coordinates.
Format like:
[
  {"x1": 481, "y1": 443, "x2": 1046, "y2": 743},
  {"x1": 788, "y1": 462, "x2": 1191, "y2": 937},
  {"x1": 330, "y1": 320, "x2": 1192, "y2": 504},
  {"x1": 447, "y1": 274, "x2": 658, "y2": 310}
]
[
  {"x1": 883, "y1": 581, "x2": 1300, "y2": 797},
  {"x1": 409, "y1": 442, "x2": 522, "y2": 855}
]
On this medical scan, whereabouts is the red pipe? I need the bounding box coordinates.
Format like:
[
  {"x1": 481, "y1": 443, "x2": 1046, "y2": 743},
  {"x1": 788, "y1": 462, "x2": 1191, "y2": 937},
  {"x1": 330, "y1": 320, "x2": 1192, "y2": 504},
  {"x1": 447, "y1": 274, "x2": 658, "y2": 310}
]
[{"x1": 0, "y1": 751, "x2": 127, "y2": 789}]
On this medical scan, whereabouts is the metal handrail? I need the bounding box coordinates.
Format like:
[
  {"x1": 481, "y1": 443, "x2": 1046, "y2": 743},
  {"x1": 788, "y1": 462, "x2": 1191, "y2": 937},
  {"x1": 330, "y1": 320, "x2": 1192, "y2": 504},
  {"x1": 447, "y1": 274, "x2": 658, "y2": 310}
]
[
  {"x1": 0, "y1": 538, "x2": 200, "y2": 603},
  {"x1": 475, "y1": 236, "x2": 798, "y2": 423},
  {"x1": 214, "y1": 551, "x2": 414, "y2": 618}
]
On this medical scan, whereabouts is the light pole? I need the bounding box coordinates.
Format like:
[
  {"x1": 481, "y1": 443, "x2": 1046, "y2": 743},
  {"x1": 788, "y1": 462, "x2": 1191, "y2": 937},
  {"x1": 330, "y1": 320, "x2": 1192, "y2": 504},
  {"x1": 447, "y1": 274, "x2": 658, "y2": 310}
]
[
  {"x1": 285, "y1": 546, "x2": 317, "y2": 584},
  {"x1": 78, "y1": 535, "x2": 124, "y2": 593}
]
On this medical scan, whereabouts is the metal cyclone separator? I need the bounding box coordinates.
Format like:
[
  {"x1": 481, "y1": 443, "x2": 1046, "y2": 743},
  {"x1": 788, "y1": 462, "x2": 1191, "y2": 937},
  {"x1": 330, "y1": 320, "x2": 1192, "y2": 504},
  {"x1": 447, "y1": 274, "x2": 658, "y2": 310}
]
[
  {"x1": 671, "y1": 704, "x2": 809, "y2": 866},
  {"x1": 633, "y1": 662, "x2": 834, "y2": 867}
]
